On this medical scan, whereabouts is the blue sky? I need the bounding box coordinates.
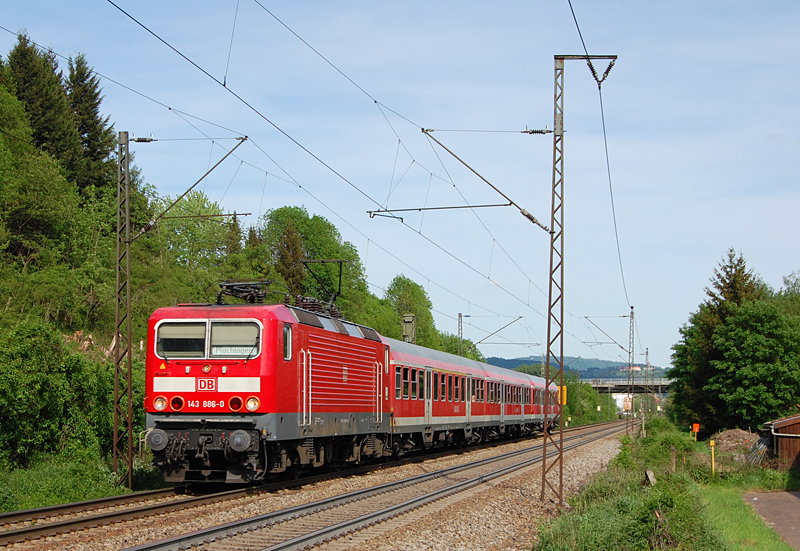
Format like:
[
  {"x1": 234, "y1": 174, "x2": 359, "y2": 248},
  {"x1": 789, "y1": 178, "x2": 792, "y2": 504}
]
[{"x1": 3, "y1": 1, "x2": 799, "y2": 368}]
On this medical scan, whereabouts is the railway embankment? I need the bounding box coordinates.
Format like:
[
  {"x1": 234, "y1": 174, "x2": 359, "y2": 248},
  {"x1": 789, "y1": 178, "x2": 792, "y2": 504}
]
[{"x1": 533, "y1": 419, "x2": 797, "y2": 551}]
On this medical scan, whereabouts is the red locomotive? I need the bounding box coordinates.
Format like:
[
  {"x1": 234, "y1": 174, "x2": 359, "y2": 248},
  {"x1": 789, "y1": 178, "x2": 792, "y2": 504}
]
[{"x1": 145, "y1": 288, "x2": 560, "y2": 483}]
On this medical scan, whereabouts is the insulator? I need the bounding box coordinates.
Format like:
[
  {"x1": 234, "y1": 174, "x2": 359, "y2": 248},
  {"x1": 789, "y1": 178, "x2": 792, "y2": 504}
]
[
  {"x1": 587, "y1": 61, "x2": 599, "y2": 82},
  {"x1": 602, "y1": 60, "x2": 616, "y2": 80}
]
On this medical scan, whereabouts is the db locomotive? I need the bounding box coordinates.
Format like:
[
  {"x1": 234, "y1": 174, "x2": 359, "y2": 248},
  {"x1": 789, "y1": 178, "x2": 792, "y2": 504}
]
[{"x1": 145, "y1": 295, "x2": 560, "y2": 483}]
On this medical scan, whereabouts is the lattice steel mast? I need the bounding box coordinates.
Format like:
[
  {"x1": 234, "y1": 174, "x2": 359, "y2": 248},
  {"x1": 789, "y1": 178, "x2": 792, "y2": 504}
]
[
  {"x1": 114, "y1": 131, "x2": 133, "y2": 488},
  {"x1": 114, "y1": 133, "x2": 247, "y2": 488},
  {"x1": 626, "y1": 305, "x2": 635, "y2": 435},
  {"x1": 540, "y1": 54, "x2": 617, "y2": 505}
]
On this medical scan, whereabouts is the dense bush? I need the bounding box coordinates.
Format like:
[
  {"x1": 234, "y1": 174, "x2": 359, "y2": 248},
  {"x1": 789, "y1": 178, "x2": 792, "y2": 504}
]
[
  {"x1": 0, "y1": 320, "x2": 114, "y2": 470},
  {"x1": 535, "y1": 420, "x2": 728, "y2": 550}
]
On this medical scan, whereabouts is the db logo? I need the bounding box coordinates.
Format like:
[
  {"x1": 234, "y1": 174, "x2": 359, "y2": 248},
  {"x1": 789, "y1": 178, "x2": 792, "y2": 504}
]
[{"x1": 197, "y1": 378, "x2": 216, "y2": 392}]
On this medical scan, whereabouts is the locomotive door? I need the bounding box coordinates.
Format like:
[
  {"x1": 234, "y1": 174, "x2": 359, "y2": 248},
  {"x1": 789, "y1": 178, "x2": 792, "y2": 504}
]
[
  {"x1": 424, "y1": 368, "x2": 432, "y2": 425},
  {"x1": 299, "y1": 331, "x2": 312, "y2": 427}
]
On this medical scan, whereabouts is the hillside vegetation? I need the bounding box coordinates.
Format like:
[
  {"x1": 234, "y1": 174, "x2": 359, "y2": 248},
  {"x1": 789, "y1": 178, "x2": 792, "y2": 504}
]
[{"x1": 0, "y1": 34, "x2": 486, "y2": 487}]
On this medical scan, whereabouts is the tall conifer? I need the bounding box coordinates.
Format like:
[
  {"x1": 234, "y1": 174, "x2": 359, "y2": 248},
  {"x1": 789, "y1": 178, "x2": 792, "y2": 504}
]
[
  {"x1": 67, "y1": 53, "x2": 116, "y2": 192},
  {"x1": 670, "y1": 249, "x2": 765, "y2": 434},
  {"x1": 5, "y1": 33, "x2": 80, "y2": 183}
]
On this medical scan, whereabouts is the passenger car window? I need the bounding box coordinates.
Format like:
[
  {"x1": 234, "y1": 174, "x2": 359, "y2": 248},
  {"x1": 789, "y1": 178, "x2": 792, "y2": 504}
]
[{"x1": 395, "y1": 366, "x2": 402, "y2": 399}]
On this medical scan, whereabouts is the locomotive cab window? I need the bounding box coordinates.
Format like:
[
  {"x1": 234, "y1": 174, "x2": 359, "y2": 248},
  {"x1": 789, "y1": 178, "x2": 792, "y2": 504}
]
[
  {"x1": 157, "y1": 322, "x2": 205, "y2": 358},
  {"x1": 210, "y1": 322, "x2": 260, "y2": 358}
]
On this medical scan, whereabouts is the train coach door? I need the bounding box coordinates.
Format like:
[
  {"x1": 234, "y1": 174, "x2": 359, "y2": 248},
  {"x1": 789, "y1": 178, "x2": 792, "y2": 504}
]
[
  {"x1": 465, "y1": 377, "x2": 472, "y2": 424},
  {"x1": 424, "y1": 368, "x2": 432, "y2": 425},
  {"x1": 500, "y1": 383, "x2": 505, "y2": 425}
]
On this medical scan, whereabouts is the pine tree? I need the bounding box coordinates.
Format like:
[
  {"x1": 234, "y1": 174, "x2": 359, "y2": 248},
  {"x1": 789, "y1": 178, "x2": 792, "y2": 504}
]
[
  {"x1": 67, "y1": 53, "x2": 116, "y2": 193},
  {"x1": 670, "y1": 248, "x2": 765, "y2": 434},
  {"x1": 276, "y1": 218, "x2": 305, "y2": 295},
  {"x1": 5, "y1": 33, "x2": 80, "y2": 182}
]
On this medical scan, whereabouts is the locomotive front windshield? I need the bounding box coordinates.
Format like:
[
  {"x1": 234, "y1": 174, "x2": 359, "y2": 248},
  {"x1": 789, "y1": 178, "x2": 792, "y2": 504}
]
[{"x1": 156, "y1": 320, "x2": 261, "y2": 359}]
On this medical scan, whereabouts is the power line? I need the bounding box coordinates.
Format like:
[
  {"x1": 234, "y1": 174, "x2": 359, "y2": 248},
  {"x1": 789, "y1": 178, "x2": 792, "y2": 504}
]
[
  {"x1": 104, "y1": 3, "x2": 557, "y2": 321},
  {"x1": 1, "y1": 16, "x2": 622, "y2": 362},
  {"x1": 244, "y1": 1, "x2": 554, "y2": 304},
  {"x1": 106, "y1": 0, "x2": 401, "y2": 221},
  {"x1": 566, "y1": 0, "x2": 631, "y2": 307},
  {"x1": 223, "y1": 0, "x2": 240, "y2": 87}
]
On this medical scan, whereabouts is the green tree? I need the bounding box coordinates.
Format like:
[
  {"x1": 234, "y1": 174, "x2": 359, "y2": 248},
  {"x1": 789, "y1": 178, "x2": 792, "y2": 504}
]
[
  {"x1": 0, "y1": 80, "x2": 78, "y2": 271},
  {"x1": 385, "y1": 274, "x2": 440, "y2": 349},
  {"x1": 515, "y1": 363, "x2": 543, "y2": 377},
  {"x1": 260, "y1": 206, "x2": 370, "y2": 318},
  {"x1": 439, "y1": 331, "x2": 485, "y2": 362},
  {"x1": 275, "y1": 217, "x2": 305, "y2": 295},
  {"x1": 4, "y1": 33, "x2": 80, "y2": 182},
  {"x1": 706, "y1": 300, "x2": 800, "y2": 428},
  {"x1": 670, "y1": 249, "x2": 768, "y2": 435},
  {"x1": 66, "y1": 53, "x2": 116, "y2": 194}
]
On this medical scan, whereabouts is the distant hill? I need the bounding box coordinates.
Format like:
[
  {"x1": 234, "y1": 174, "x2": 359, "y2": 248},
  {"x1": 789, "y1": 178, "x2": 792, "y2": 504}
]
[
  {"x1": 487, "y1": 356, "x2": 625, "y2": 371},
  {"x1": 487, "y1": 355, "x2": 667, "y2": 379}
]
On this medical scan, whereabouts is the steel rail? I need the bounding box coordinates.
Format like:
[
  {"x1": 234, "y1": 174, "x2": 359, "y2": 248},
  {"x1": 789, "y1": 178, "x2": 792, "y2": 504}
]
[
  {"x1": 271, "y1": 427, "x2": 622, "y2": 551},
  {"x1": 0, "y1": 488, "x2": 247, "y2": 547},
  {"x1": 0, "y1": 421, "x2": 621, "y2": 546},
  {"x1": 0, "y1": 488, "x2": 177, "y2": 526},
  {"x1": 123, "y1": 422, "x2": 624, "y2": 551}
]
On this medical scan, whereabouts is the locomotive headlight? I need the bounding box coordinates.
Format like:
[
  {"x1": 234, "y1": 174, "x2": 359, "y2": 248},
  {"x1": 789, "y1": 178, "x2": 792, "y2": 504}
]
[
  {"x1": 245, "y1": 396, "x2": 260, "y2": 411},
  {"x1": 170, "y1": 396, "x2": 185, "y2": 411},
  {"x1": 202, "y1": 364, "x2": 211, "y2": 373},
  {"x1": 154, "y1": 396, "x2": 167, "y2": 411}
]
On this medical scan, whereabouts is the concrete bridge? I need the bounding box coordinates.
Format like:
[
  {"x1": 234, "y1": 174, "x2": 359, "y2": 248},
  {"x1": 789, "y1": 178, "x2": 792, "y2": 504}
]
[{"x1": 586, "y1": 377, "x2": 674, "y2": 394}]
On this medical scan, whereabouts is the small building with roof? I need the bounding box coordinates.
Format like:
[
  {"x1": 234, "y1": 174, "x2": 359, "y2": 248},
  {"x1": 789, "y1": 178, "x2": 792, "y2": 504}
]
[{"x1": 763, "y1": 414, "x2": 800, "y2": 470}]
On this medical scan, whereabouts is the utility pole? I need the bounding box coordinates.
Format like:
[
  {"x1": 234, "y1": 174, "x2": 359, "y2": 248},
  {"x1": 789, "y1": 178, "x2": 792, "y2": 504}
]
[
  {"x1": 541, "y1": 54, "x2": 617, "y2": 506},
  {"x1": 113, "y1": 133, "x2": 247, "y2": 488},
  {"x1": 642, "y1": 347, "x2": 649, "y2": 437},
  {"x1": 458, "y1": 313, "x2": 463, "y2": 356},
  {"x1": 626, "y1": 305, "x2": 634, "y2": 436},
  {"x1": 114, "y1": 131, "x2": 133, "y2": 489}
]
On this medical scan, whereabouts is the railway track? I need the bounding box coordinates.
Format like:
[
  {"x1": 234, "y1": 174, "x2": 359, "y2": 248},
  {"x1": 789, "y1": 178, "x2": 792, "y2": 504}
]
[
  {"x1": 0, "y1": 422, "x2": 622, "y2": 548},
  {"x1": 125, "y1": 422, "x2": 624, "y2": 551}
]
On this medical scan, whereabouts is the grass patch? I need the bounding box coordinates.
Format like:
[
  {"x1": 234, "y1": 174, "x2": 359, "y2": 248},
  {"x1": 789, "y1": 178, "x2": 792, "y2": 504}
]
[
  {"x1": 535, "y1": 466, "x2": 727, "y2": 550},
  {"x1": 533, "y1": 420, "x2": 800, "y2": 550},
  {"x1": 0, "y1": 453, "x2": 168, "y2": 512},
  {"x1": 700, "y1": 485, "x2": 792, "y2": 551}
]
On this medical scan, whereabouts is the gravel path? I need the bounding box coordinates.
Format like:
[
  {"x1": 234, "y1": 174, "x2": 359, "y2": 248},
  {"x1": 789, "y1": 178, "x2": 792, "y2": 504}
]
[{"x1": 2, "y1": 431, "x2": 619, "y2": 551}]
